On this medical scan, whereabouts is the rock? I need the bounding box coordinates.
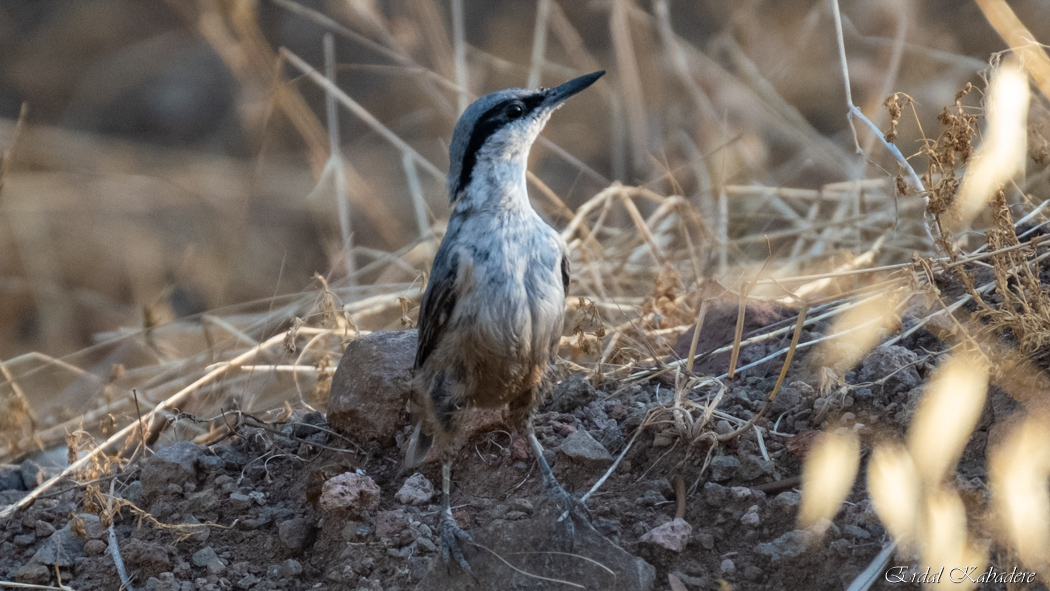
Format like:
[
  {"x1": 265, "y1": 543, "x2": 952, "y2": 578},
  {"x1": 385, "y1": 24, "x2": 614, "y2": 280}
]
[
  {"x1": 141, "y1": 441, "x2": 201, "y2": 500},
  {"x1": 328, "y1": 330, "x2": 417, "y2": 445},
  {"x1": 84, "y1": 539, "x2": 107, "y2": 556},
  {"x1": 319, "y1": 472, "x2": 381, "y2": 516},
  {"x1": 122, "y1": 538, "x2": 172, "y2": 578},
  {"x1": 548, "y1": 373, "x2": 596, "y2": 413},
  {"x1": 374, "y1": 509, "x2": 407, "y2": 539},
  {"x1": 71, "y1": 513, "x2": 106, "y2": 540},
  {"x1": 206, "y1": 557, "x2": 225, "y2": 575},
  {"x1": 720, "y1": 559, "x2": 735, "y2": 574},
  {"x1": 639, "y1": 518, "x2": 692, "y2": 553},
  {"x1": 557, "y1": 429, "x2": 613, "y2": 466},
  {"x1": 228, "y1": 492, "x2": 252, "y2": 512},
  {"x1": 740, "y1": 505, "x2": 761, "y2": 526},
  {"x1": 738, "y1": 455, "x2": 775, "y2": 481},
  {"x1": 755, "y1": 530, "x2": 814, "y2": 561},
  {"x1": 20, "y1": 459, "x2": 47, "y2": 489},
  {"x1": 35, "y1": 520, "x2": 55, "y2": 537},
  {"x1": 416, "y1": 503, "x2": 654, "y2": 591},
  {"x1": 773, "y1": 491, "x2": 801, "y2": 511},
  {"x1": 395, "y1": 473, "x2": 435, "y2": 505},
  {"x1": 145, "y1": 572, "x2": 180, "y2": 591},
  {"x1": 30, "y1": 525, "x2": 84, "y2": 567},
  {"x1": 280, "y1": 559, "x2": 303, "y2": 577},
  {"x1": 235, "y1": 574, "x2": 260, "y2": 589},
  {"x1": 702, "y1": 482, "x2": 728, "y2": 506},
  {"x1": 192, "y1": 546, "x2": 218, "y2": 568},
  {"x1": 0, "y1": 464, "x2": 24, "y2": 491},
  {"x1": 709, "y1": 455, "x2": 740, "y2": 482},
  {"x1": 278, "y1": 518, "x2": 317, "y2": 552},
  {"x1": 859, "y1": 346, "x2": 921, "y2": 397},
  {"x1": 16, "y1": 563, "x2": 50, "y2": 584},
  {"x1": 770, "y1": 382, "x2": 806, "y2": 415},
  {"x1": 198, "y1": 454, "x2": 225, "y2": 472}
]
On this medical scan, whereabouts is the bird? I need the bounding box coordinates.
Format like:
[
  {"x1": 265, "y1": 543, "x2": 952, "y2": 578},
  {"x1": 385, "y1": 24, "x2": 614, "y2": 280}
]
[{"x1": 404, "y1": 70, "x2": 605, "y2": 573}]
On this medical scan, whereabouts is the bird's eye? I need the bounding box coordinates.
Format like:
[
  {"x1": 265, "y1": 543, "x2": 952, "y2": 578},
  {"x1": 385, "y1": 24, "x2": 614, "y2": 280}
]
[{"x1": 506, "y1": 102, "x2": 525, "y2": 119}]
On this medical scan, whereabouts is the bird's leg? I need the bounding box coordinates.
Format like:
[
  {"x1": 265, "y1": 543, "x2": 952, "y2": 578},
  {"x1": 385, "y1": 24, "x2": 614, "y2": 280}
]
[
  {"x1": 527, "y1": 432, "x2": 590, "y2": 548},
  {"x1": 439, "y1": 461, "x2": 475, "y2": 575}
]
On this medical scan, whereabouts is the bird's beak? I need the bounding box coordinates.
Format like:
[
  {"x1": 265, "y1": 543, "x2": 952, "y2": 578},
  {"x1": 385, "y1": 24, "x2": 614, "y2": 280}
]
[{"x1": 544, "y1": 70, "x2": 605, "y2": 108}]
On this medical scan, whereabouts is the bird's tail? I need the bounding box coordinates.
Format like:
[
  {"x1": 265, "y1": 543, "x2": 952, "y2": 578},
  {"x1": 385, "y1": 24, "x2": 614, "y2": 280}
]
[{"x1": 404, "y1": 421, "x2": 433, "y2": 468}]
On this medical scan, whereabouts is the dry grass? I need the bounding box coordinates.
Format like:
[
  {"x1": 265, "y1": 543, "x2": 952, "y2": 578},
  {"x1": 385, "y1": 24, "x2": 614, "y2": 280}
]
[{"x1": 2, "y1": 0, "x2": 1050, "y2": 585}]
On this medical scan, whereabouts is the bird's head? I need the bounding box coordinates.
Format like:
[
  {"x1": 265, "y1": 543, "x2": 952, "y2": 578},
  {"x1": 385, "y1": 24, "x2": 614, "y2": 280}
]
[{"x1": 446, "y1": 71, "x2": 605, "y2": 202}]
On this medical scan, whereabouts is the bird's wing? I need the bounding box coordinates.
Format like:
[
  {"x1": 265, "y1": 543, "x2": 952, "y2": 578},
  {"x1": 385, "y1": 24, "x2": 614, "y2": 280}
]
[{"x1": 415, "y1": 253, "x2": 459, "y2": 369}]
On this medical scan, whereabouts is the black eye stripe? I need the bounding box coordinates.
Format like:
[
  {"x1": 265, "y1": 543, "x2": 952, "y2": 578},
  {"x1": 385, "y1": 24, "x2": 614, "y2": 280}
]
[{"x1": 454, "y1": 93, "x2": 547, "y2": 196}]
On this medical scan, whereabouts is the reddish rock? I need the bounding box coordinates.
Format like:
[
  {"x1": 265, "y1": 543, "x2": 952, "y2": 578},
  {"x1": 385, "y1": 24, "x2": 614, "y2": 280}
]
[
  {"x1": 328, "y1": 330, "x2": 417, "y2": 444},
  {"x1": 319, "y1": 472, "x2": 381, "y2": 516},
  {"x1": 395, "y1": 473, "x2": 435, "y2": 505}
]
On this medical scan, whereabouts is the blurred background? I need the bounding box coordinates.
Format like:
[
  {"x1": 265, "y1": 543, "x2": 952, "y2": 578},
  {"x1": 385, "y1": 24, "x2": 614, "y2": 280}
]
[{"x1": 0, "y1": 0, "x2": 1047, "y2": 442}]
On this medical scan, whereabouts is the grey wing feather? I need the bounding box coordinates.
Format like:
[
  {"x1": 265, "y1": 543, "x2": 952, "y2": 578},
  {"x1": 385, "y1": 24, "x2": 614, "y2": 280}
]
[
  {"x1": 415, "y1": 252, "x2": 459, "y2": 369},
  {"x1": 560, "y1": 253, "x2": 570, "y2": 297}
]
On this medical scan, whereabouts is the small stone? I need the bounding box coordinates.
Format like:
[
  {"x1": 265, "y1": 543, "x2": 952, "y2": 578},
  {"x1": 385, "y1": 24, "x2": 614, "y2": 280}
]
[
  {"x1": 235, "y1": 574, "x2": 260, "y2": 590},
  {"x1": 13, "y1": 533, "x2": 35, "y2": 546},
  {"x1": 549, "y1": 373, "x2": 596, "y2": 413},
  {"x1": 141, "y1": 442, "x2": 201, "y2": 501},
  {"x1": 206, "y1": 557, "x2": 226, "y2": 575},
  {"x1": 744, "y1": 565, "x2": 764, "y2": 582},
  {"x1": 84, "y1": 539, "x2": 107, "y2": 557},
  {"x1": 720, "y1": 559, "x2": 735, "y2": 574},
  {"x1": 73, "y1": 513, "x2": 106, "y2": 540},
  {"x1": 715, "y1": 420, "x2": 732, "y2": 435},
  {"x1": 145, "y1": 572, "x2": 179, "y2": 591},
  {"x1": 702, "y1": 482, "x2": 728, "y2": 506},
  {"x1": 320, "y1": 472, "x2": 381, "y2": 516},
  {"x1": 773, "y1": 491, "x2": 801, "y2": 510},
  {"x1": 20, "y1": 459, "x2": 47, "y2": 490},
  {"x1": 844, "y1": 524, "x2": 871, "y2": 539},
  {"x1": 198, "y1": 454, "x2": 225, "y2": 472},
  {"x1": 278, "y1": 518, "x2": 316, "y2": 552},
  {"x1": 30, "y1": 525, "x2": 84, "y2": 567},
  {"x1": 709, "y1": 455, "x2": 740, "y2": 482},
  {"x1": 697, "y1": 532, "x2": 715, "y2": 550},
  {"x1": 507, "y1": 498, "x2": 533, "y2": 514},
  {"x1": 0, "y1": 464, "x2": 24, "y2": 491},
  {"x1": 738, "y1": 455, "x2": 775, "y2": 481},
  {"x1": 740, "y1": 505, "x2": 761, "y2": 526},
  {"x1": 374, "y1": 509, "x2": 407, "y2": 539},
  {"x1": 35, "y1": 520, "x2": 56, "y2": 537},
  {"x1": 755, "y1": 530, "x2": 813, "y2": 561},
  {"x1": 557, "y1": 429, "x2": 613, "y2": 466},
  {"x1": 395, "y1": 473, "x2": 435, "y2": 505},
  {"x1": 16, "y1": 563, "x2": 51, "y2": 585},
  {"x1": 121, "y1": 539, "x2": 172, "y2": 578},
  {"x1": 280, "y1": 559, "x2": 303, "y2": 577},
  {"x1": 638, "y1": 518, "x2": 692, "y2": 553},
  {"x1": 193, "y1": 546, "x2": 218, "y2": 568},
  {"x1": 830, "y1": 537, "x2": 851, "y2": 558},
  {"x1": 228, "y1": 493, "x2": 252, "y2": 512}
]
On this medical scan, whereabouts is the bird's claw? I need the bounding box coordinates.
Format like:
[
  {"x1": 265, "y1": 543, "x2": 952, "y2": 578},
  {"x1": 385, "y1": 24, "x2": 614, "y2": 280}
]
[
  {"x1": 545, "y1": 483, "x2": 590, "y2": 551},
  {"x1": 440, "y1": 513, "x2": 475, "y2": 576}
]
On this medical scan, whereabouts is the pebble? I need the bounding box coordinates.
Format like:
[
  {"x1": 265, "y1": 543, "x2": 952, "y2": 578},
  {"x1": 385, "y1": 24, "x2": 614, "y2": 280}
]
[
  {"x1": 720, "y1": 558, "x2": 735, "y2": 574},
  {"x1": 638, "y1": 518, "x2": 692, "y2": 552},
  {"x1": 319, "y1": 473, "x2": 381, "y2": 516},
  {"x1": 557, "y1": 429, "x2": 613, "y2": 466},
  {"x1": 395, "y1": 473, "x2": 435, "y2": 505},
  {"x1": 709, "y1": 455, "x2": 740, "y2": 482}
]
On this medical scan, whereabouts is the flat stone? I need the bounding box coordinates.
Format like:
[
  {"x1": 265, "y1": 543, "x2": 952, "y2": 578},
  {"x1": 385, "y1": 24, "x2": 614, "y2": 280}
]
[
  {"x1": 709, "y1": 455, "x2": 740, "y2": 482},
  {"x1": 141, "y1": 441, "x2": 201, "y2": 500},
  {"x1": 16, "y1": 563, "x2": 51, "y2": 585},
  {"x1": 29, "y1": 525, "x2": 84, "y2": 567},
  {"x1": 755, "y1": 530, "x2": 814, "y2": 561},
  {"x1": 557, "y1": 429, "x2": 613, "y2": 466},
  {"x1": 416, "y1": 503, "x2": 654, "y2": 591},
  {"x1": 327, "y1": 330, "x2": 417, "y2": 445}
]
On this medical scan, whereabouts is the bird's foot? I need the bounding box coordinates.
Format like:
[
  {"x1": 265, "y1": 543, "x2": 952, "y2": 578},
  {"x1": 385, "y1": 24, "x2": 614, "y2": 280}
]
[
  {"x1": 439, "y1": 511, "x2": 475, "y2": 576},
  {"x1": 543, "y1": 482, "x2": 590, "y2": 551}
]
